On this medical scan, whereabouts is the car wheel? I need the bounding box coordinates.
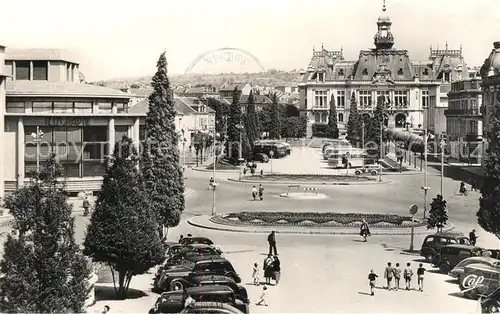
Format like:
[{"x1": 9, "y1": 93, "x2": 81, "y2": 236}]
[
  {"x1": 169, "y1": 279, "x2": 184, "y2": 291},
  {"x1": 354, "y1": 170, "x2": 361, "y2": 175},
  {"x1": 439, "y1": 263, "x2": 450, "y2": 274},
  {"x1": 484, "y1": 301, "x2": 500, "y2": 313},
  {"x1": 424, "y1": 254, "x2": 434, "y2": 263},
  {"x1": 370, "y1": 170, "x2": 377, "y2": 175}
]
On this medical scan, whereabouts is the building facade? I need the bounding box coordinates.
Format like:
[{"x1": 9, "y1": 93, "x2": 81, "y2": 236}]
[
  {"x1": 298, "y1": 8, "x2": 468, "y2": 138},
  {"x1": 0, "y1": 48, "x2": 214, "y2": 198},
  {"x1": 445, "y1": 79, "x2": 483, "y2": 163}
]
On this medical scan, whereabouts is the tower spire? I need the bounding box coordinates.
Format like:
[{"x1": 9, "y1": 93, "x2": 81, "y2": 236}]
[{"x1": 382, "y1": 0, "x2": 386, "y2": 12}]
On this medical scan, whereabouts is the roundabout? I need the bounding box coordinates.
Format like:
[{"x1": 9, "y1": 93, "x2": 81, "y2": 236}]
[
  {"x1": 228, "y1": 174, "x2": 391, "y2": 185},
  {"x1": 279, "y1": 192, "x2": 328, "y2": 199}
]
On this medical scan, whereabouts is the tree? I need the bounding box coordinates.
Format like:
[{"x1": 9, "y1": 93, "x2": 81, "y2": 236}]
[
  {"x1": 0, "y1": 155, "x2": 92, "y2": 313},
  {"x1": 245, "y1": 91, "x2": 260, "y2": 146},
  {"x1": 206, "y1": 98, "x2": 229, "y2": 135},
  {"x1": 269, "y1": 93, "x2": 281, "y2": 139},
  {"x1": 478, "y1": 103, "x2": 500, "y2": 241},
  {"x1": 346, "y1": 92, "x2": 361, "y2": 146},
  {"x1": 192, "y1": 131, "x2": 214, "y2": 166},
  {"x1": 298, "y1": 115, "x2": 308, "y2": 138},
  {"x1": 365, "y1": 96, "x2": 387, "y2": 158},
  {"x1": 427, "y1": 194, "x2": 448, "y2": 233},
  {"x1": 84, "y1": 136, "x2": 164, "y2": 300},
  {"x1": 281, "y1": 117, "x2": 301, "y2": 138},
  {"x1": 325, "y1": 95, "x2": 339, "y2": 139},
  {"x1": 227, "y1": 87, "x2": 243, "y2": 159},
  {"x1": 141, "y1": 52, "x2": 185, "y2": 232}
]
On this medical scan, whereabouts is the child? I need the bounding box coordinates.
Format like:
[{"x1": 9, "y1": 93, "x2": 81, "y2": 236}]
[
  {"x1": 394, "y1": 263, "x2": 401, "y2": 291},
  {"x1": 256, "y1": 286, "x2": 268, "y2": 306},
  {"x1": 404, "y1": 262, "x2": 413, "y2": 290},
  {"x1": 252, "y1": 262, "x2": 260, "y2": 285},
  {"x1": 417, "y1": 263, "x2": 426, "y2": 292},
  {"x1": 368, "y1": 269, "x2": 378, "y2": 296}
]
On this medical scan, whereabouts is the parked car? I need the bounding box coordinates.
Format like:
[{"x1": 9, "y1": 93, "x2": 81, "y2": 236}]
[
  {"x1": 179, "y1": 302, "x2": 245, "y2": 314},
  {"x1": 180, "y1": 236, "x2": 215, "y2": 246},
  {"x1": 354, "y1": 165, "x2": 380, "y2": 176},
  {"x1": 190, "y1": 275, "x2": 249, "y2": 303},
  {"x1": 461, "y1": 262, "x2": 500, "y2": 299},
  {"x1": 449, "y1": 257, "x2": 500, "y2": 287},
  {"x1": 434, "y1": 244, "x2": 485, "y2": 274},
  {"x1": 150, "y1": 285, "x2": 249, "y2": 314},
  {"x1": 165, "y1": 247, "x2": 222, "y2": 267},
  {"x1": 153, "y1": 258, "x2": 241, "y2": 293},
  {"x1": 420, "y1": 233, "x2": 471, "y2": 263},
  {"x1": 253, "y1": 153, "x2": 269, "y2": 163},
  {"x1": 481, "y1": 287, "x2": 500, "y2": 313},
  {"x1": 165, "y1": 243, "x2": 193, "y2": 257}
]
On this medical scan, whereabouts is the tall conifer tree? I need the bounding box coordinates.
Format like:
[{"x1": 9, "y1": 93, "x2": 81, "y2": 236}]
[
  {"x1": 325, "y1": 95, "x2": 339, "y2": 139},
  {"x1": 269, "y1": 93, "x2": 281, "y2": 139},
  {"x1": 346, "y1": 91, "x2": 361, "y2": 145}
]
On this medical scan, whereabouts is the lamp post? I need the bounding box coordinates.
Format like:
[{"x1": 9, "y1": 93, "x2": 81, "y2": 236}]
[
  {"x1": 211, "y1": 127, "x2": 217, "y2": 216},
  {"x1": 31, "y1": 126, "x2": 44, "y2": 173},
  {"x1": 421, "y1": 128, "x2": 429, "y2": 219},
  {"x1": 440, "y1": 139, "x2": 446, "y2": 196},
  {"x1": 361, "y1": 120, "x2": 365, "y2": 150},
  {"x1": 236, "y1": 123, "x2": 244, "y2": 180}
]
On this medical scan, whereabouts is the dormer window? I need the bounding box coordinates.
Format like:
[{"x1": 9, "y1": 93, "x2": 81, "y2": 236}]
[
  {"x1": 318, "y1": 72, "x2": 324, "y2": 81},
  {"x1": 338, "y1": 69, "x2": 344, "y2": 76},
  {"x1": 423, "y1": 68, "x2": 429, "y2": 76},
  {"x1": 397, "y1": 68, "x2": 403, "y2": 76},
  {"x1": 443, "y1": 72, "x2": 451, "y2": 82},
  {"x1": 362, "y1": 68, "x2": 368, "y2": 76}
]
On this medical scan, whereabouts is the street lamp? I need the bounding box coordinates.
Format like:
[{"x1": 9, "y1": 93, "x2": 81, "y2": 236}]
[
  {"x1": 236, "y1": 123, "x2": 244, "y2": 180},
  {"x1": 31, "y1": 126, "x2": 44, "y2": 173},
  {"x1": 440, "y1": 139, "x2": 446, "y2": 196},
  {"x1": 211, "y1": 127, "x2": 218, "y2": 216},
  {"x1": 361, "y1": 120, "x2": 365, "y2": 150}
]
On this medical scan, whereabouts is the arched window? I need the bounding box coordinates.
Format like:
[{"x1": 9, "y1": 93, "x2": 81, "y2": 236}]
[{"x1": 338, "y1": 113, "x2": 344, "y2": 122}]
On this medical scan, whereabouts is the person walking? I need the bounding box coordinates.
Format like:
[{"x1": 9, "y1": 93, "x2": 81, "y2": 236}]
[
  {"x1": 469, "y1": 229, "x2": 478, "y2": 246},
  {"x1": 273, "y1": 256, "x2": 281, "y2": 285},
  {"x1": 263, "y1": 255, "x2": 274, "y2": 285},
  {"x1": 368, "y1": 269, "x2": 378, "y2": 296},
  {"x1": 360, "y1": 219, "x2": 370, "y2": 242},
  {"x1": 404, "y1": 262, "x2": 413, "y2": 290},
  {"x1": 267, "y1": 231, "x2": 277, "y2": 255},
  {"x1": 258, "y1": 184, "x2": 264, "y2": 201},
  {"x1": 394, "y1": 263, "x2": 401, "y2": 291},
  {"x1": 255, "y1": 286, "x2": 268, "y2": 306},
  {"x1": 83, "y1": 196, "x2": 90, "y2": 216},
  {"x1": 178, "y1": 235, "x2": 184, "y2": 243},
  {"x1": 384, "y1": 262, "x2": 395, "y2": 290},
  {"x1": 417, "y1": 263, "x2": 426, "y2": 292},
  {"x1": 252, "y1": 262, "x2": 260, "y2": 286},
  {"x1": 251, "y1": 186, "x2": 258, "y2": 200}
]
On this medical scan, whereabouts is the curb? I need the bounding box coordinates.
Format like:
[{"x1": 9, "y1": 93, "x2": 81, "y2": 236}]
[
  {"x1": 385, "y1": 171, "x2": 424, "y2": 176},
  {"x1": 187, "y1": 215, "x2": 455, "y2": 236},
  {"x1": 279, "y1": 193, "x2": 328, "y2": 200},
  {"x1": 399, "y1": 250, "x2": 421, "y2": 256},
  {"x1": 227, "y1": 178, "x2": 392, "y2": 186},
  {"x1": 191, "y1": 167, "x2": 240, "y2": 173}
]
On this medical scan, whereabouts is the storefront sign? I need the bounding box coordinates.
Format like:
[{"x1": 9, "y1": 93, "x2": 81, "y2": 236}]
[{"x1": 45, "y1": 117, "x2": 88, "y2": 127}]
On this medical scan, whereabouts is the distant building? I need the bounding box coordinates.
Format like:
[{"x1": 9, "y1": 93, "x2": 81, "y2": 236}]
[
  {"x1": 182, "y1": 85, "x2": 219, "y2": 99},
  {"x1": 120, "y1": 87, "x2": 153, "y2": 106},
  {"x1": 298, "y1": 5, "x2": 468, "y2": 138},
  {"x1": 240, "y1": 94, "x2": 272, "y2": 112},
  {"x1": 445, "y1": 79, "x2": 483, "y2": 163},
  {"x1": 219, "y1": 83, "x2": 252, "y2": 98}
]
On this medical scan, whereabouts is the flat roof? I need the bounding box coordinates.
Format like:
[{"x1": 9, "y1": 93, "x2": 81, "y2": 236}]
[
  {"x1": 6, "y1": 81, "x2": 130, "y2": 99},
  {"x1": 5, "y1": 48, "x2": 79, "y2": 64}
]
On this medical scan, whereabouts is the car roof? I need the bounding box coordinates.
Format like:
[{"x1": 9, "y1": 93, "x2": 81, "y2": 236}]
[
  {"x1": 196, "y1": 257, "x2": 229, "y2": 264},
  {"x1": 426, "y1": 233, "x2": 465, "y2": 239},
  {"x1": 190, "y1": 275, "x2": 236, "y2": 284},
  {"x1": 190, "y1": 243, "x2": 212, "y2": 248},
  {"x1": 182, "y1": 302, "x2": 243, "y2": 314},
  {"x1": 186, "y1": 285, "x2": 234, "y2": 294},
  {"x1": 443, "y1": 244, "x2": 481, "y2": 250}
]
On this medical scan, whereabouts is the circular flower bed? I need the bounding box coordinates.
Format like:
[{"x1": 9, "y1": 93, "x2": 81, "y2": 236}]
[
  {"x1": 244, "y1": 174, "x2": 372, "y2": 182},
  {"x1": 211, "y1": 212, "x2": 424, "y2": 228}
]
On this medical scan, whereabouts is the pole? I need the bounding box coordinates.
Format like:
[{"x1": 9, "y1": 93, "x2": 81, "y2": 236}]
[
  {"x1": 378, "y1": 120, "x2": 383, "y2": 182},
  {"x1": 212, "y1": 128, "x2": 216, "y2": 216},
  {"x1": 424, "y1": 128, "x2": 428, "y2": 219},
  {"x1": 238, "y1": 126, "x2": 242, "y2": 180},
  {"x1": 362, "y1": 121, "x2": 365, "y2": 150},
  {"x1": 441, "y1": 142, "x2": 444, "y2": 196},
  {"x1": 36, "y1": 125, "x2": 40, "y2": 173},
  {"x1": 270, "y1": 157, "x2": 273, "y2": 174},
  {"x1": 409, "y1": 214, "x2": 415, "y2": 251}
]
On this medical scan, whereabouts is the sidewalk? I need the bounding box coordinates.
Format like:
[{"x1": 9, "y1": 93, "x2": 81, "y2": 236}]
[{"x1": 187, "y1": 215, "x2": 455, "y2": 236}]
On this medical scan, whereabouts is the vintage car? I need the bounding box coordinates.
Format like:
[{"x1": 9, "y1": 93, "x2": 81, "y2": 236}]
[
  {"x1": 449, "y1": 257, "x2": 500, "y2": 286},
  {"x1": 180, "y1": 236, "x2": 215, "y2": 246},
  {"x1": 481, "y1": 287, "x2": 500, "y2": 313},
  {"x1": 150, "y1": 285, "x2": 249, "y2": 314},
  {"x1": 434, "y1": 244, "x2": 485, "y2": 274},
  {"x1": 354, "y1": 165, "x2": 380, "y2": 176},
  {"x1": 460, "y1": 262, "x2": 500, "y2": 299},
  {"x1": 152, "y1": 258, "x2": 241, "y2": 293},
  {"x1": 165, "y1": 250, "x2": 222, "y2": 268},
  {"x1": 420, "y1": 233, "x2": 471, "y2": 263},
  {"x1": 154, "y1": 254, "x2": 222, "y2": 287},
  {"x1": 165, "y1": 243, "x2": 193, "y2": 257},
  {"x1": 179, "y1": 302, "x2": 244, "y2": 314}
]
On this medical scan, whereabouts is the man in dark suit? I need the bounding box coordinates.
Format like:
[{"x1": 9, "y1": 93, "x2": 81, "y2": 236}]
[
  {"x1": 268, "y1": 231, "x2": 277, "y2": 255},
  {"x1": 469, "y1": 229, "x2": 478, "y2": 246}
]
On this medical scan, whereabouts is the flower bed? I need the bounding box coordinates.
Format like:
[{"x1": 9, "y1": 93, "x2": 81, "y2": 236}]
[
  {"x1": 211, "y1": 212, "x2": 424, "y2": 228},
  {"x1": 205, "y1": 160, "x2": 239, "y2": 170},
  {"x1": 244, "y1": 174, "x2": 372, "y2": 182}
]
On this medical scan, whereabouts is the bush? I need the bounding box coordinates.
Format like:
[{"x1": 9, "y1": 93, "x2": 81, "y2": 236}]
[{"x1": 312, "y1": 124, "x2": 327, "y2": 137}]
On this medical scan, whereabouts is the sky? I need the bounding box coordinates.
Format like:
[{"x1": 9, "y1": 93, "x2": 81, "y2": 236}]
[{"x1": 2, "y1": 0, "x2": 499, "y2": 81}]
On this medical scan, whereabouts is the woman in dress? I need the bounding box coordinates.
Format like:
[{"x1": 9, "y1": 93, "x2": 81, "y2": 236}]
[
  {"x1": 263, "y1": 254, "x2": 274, "y2": 285},
  {"x1": 360, "y1": 219, "x2": 371, "y2": 242},
  {"x1": 273, "y1": 256, "x2": 281, "y2": 285}
]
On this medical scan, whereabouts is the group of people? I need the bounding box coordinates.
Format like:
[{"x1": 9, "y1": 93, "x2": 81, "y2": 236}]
[
  {"x1": 368, "y1": 262, "x2": 426, "y2": 296},
  {"x1": 251, "y1": 185, "x2": 265, "y2": 201},
  {"x1": 253, "y1": 231, "x2": 280, "y2": 307}
]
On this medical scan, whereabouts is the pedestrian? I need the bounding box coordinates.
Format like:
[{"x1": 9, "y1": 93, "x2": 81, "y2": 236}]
[
  {"x1": 368, "y1": 269, "x2": 378, "y2": 296},
  {"x1": 267, "y1": 231, "x2": 277, "y2": 255},
  {"x1": 384, "y1": 262, "x2": 394, "y2": 290},
  {"x1": 250, "y1": 167, "x2": 256, "y2": 175},
  {"x1": 417, "y1": 263, "x2": 426, "y2": 292},
  {"x1": 83, "y1": 196, "x2": 90, "y2": 216},
  {"x1": 178, "y1": 235, "x2": 184, "y2": 243},
  {"x1": 258, "y1": 184, "x2": 264, "y2": 201},
  {"x1": 469, "y1": 229, "x2": 478, "y2": 246},
  {"x1": 360, "y1": 219, "x2": 370, "y2": 242},
  {"x1": 102, "y1": 305, "x2": 110, "y2": 314},
  {"x1": 243, "y1": 168, "x2": 247, "y2": 176},
  {"x1": 251, "y1": 186, "x2": 258, "y2": 200},
  {"x1": 394, "y1": 263, "x2": 401, "y2": 291},
  {"x1": 404, "y1": 262, "x2": 413, "y2": 290},
  {"x1": 252, "y1": 262, "x2": 260, "y2": 285},
  {"x1": 260, "y1": 169, "x2": 264, "y2": 178},
  {"x1": 255, "y1": 286, "x2": 268, "y2": 306},
  {"x1": 263, "y1": 255, "x2": 274, "y2": 285},
  {"x1": 273, "y1": 255, "x2": 281, "y2": 285}
]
